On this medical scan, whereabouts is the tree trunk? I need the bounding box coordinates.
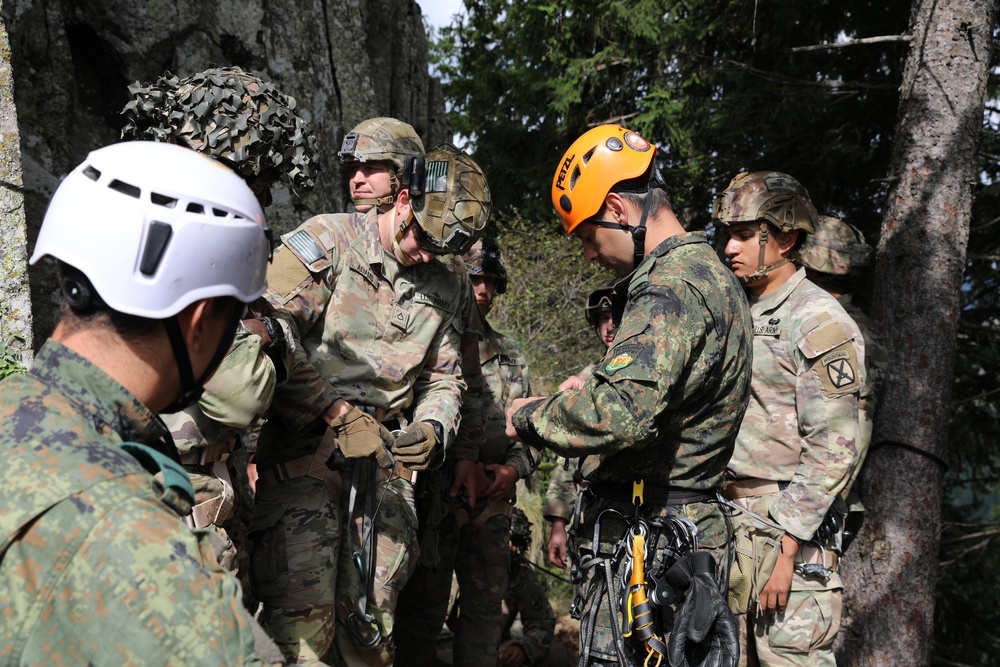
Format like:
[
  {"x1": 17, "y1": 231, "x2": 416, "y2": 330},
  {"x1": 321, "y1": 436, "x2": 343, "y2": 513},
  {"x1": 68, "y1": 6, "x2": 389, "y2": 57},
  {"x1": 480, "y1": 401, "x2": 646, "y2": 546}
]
[{"x1": 840, "y1": 0, "x2": 997, "y2": 665}]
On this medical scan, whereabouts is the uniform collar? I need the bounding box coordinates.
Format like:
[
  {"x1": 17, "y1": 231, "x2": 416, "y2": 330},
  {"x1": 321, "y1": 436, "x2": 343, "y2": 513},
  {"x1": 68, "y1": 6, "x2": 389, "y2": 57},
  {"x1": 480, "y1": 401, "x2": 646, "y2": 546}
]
[
  {"x1": 748, "y1": 265, "x2": 807, "y2": 313},
  {"x1": 31, "y1": 339, "x2": 170, "y2": 448}
]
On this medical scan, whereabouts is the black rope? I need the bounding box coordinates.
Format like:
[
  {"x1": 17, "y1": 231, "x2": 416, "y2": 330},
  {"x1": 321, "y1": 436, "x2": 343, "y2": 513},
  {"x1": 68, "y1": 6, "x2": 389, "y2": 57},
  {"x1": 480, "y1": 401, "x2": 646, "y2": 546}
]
[
  {"x1": 517, "y1": 554, "x2": 574, "y2": 584},
  {"x1": 869, "y1": 439, "x2": 949, "y2": 472}
]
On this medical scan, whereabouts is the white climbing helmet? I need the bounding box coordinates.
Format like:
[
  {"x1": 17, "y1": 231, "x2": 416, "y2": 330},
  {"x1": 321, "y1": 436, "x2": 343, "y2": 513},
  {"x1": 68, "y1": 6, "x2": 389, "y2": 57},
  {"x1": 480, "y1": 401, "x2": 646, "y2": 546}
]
[{"x1": 30, "y1": 141, "x2": 270, "y2": 318}]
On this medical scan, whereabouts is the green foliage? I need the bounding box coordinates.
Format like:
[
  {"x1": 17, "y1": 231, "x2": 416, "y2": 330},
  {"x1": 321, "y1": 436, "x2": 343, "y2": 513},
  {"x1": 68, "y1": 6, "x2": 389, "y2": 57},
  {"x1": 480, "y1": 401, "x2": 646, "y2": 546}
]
[
  {"x1": 0, "y1": 306, "x2": 25, "y2": 380},
  {"x1": 488, "y1": 210, "x2": 608, "y2": 390}
]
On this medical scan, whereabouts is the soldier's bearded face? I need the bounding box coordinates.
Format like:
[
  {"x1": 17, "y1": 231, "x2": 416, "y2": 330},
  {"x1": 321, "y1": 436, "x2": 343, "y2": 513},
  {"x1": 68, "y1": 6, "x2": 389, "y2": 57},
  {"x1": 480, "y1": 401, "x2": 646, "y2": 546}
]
[{"x1": 348, "y1": 162, "x2": 393, "y2": 213}]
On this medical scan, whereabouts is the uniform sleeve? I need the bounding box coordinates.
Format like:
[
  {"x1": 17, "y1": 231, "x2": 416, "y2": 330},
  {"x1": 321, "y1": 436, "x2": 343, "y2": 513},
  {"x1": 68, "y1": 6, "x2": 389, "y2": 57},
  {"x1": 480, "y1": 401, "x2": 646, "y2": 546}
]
[
  {"x1": 512, "y1": 283, "x2": 699, "y2": 458},
  {"x1": 769, "y1": 314, "x2": 867, "y2": 540},
  {"x1": 451, "y1": 323, "x2": 486, "y2": 461},
  {"x1": 503, "y1": 348, "x2": 536, "y2": 477},
  {"x1": 509, "y1": 562, "x2": 556, "y2": 664},
  {"x1": 262, "y1": 222, "x2": 345, "y2": 431},
  {"x1": 199, "y1": 324, "x2": 276, "y2": 430},
  {"x1": 411, "y1": 306, "x2": 466, "y2": 436},
  {"x1": 544, "y1": 461, "x2": 577, "y2": 523}
]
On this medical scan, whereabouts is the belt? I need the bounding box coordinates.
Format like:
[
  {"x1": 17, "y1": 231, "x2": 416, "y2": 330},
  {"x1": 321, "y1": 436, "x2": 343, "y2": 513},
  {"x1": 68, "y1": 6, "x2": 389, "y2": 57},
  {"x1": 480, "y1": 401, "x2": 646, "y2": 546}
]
[
  {"x1": 588, "y1": 481, "x2": 716, "y2": 506},
  {"x1": 179, "y1": 439, "x2": 235, "y2": 467},
  {"x1": 723, "y1": 478, "x2": 787, "y2": 500},
  {"x1": 798, "y1": 543, "x2": 840, "y2": 571},
  {"x1": 257, "y1": 428, "x2": 339, "y2": 495}
]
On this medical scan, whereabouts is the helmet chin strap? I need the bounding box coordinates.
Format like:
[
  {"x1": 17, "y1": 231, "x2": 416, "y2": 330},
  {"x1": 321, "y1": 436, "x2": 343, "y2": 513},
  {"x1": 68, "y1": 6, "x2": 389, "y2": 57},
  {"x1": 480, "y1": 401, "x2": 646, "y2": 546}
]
[
  {"x1": 391, "y1": 212, "x2": 418, "y2": 267},
  {"x1": 737, "y1": 221, "x2": 792, "y2": 285},
  {"x1": 160, "y1": 306, "x2": 243, "y2": 414},
  {"x1": 353, "y1": 194, "x2": 396, "y2": 211},
  {"x1": 589, "y1": 184, "x2": 655, "y2": 272}
]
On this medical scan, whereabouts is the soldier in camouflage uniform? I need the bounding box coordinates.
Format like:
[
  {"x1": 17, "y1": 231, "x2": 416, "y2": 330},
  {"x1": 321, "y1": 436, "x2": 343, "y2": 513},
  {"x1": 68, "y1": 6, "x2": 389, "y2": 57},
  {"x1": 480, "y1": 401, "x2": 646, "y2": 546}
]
[
  {"x1": 0, "y1": 141, "x2": 272, "y2": 664},
  {"x1": 121, "y1": 66, "x2": 317, "y2": 608},
  {"x1": 545, "y1": 279, "x2": 617, "y2": 570},
  {"x1": 499, "y1": 508, "x2": 563, "y2": 667},
  {"x1": 252, "y1": 143, "x2": 491, "y2": 665},
  {"x1": 339, "y1": 117, "x2": 487, "y2": 509},
  {"x1": 798, "y1": 214, "x2": 885, "y2": 552},
  {"x1": 396, "y1": 238, "x2": 533, "y2": 666},
  {"x1": 507, "y1": 125, "x2": 753, "y2": 665},
  {"x1": 713, "y1": 173, "x2": 868, "y2": 666}
]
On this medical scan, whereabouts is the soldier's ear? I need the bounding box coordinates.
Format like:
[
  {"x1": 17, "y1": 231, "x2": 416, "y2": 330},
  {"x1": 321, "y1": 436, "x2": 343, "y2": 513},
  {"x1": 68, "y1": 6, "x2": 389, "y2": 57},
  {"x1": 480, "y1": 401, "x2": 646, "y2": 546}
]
[
  {"x1": 395, "y1": 187, "x2": 411, "y2": 214},
  {"x1": 776, "y1": 229, "x2": 800, "y2": 256}
]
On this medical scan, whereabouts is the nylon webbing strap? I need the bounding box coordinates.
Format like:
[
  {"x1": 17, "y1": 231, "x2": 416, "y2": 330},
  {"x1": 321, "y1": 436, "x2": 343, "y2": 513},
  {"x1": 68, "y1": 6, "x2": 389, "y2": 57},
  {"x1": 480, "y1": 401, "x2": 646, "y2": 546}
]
[{"x1": 346, "y1": 459, "x2": 382, "y2": 647}]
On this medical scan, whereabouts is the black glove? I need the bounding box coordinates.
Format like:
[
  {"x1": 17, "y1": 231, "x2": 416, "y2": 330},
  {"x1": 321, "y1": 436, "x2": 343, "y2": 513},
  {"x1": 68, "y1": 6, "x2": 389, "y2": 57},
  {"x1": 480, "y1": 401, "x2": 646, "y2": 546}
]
[{"x1": 665, "y1": 552, "x2": 740, "y2": 667}]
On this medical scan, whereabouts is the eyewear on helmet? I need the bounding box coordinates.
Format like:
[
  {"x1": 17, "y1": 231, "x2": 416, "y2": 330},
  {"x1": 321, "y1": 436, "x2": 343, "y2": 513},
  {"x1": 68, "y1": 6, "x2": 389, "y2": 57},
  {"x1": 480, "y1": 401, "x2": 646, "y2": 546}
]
[{"x1": 587, "y1": 292, "x2": 613, "y2": 313}]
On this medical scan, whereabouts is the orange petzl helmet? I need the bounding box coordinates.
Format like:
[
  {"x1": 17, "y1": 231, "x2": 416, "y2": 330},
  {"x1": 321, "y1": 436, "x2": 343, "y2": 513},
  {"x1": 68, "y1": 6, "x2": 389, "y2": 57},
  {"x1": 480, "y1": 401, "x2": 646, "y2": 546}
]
[{"x1": 551, "y1": 125, "x2": 656, "y2": 235}]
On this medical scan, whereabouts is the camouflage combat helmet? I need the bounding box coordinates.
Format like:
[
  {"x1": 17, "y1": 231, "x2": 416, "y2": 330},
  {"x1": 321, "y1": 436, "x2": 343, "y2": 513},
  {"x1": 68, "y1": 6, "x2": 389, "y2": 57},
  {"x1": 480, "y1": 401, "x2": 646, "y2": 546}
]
[
  {"x1": 462, "y1": 237, "x2": 508, "y2": 294},
  {"x1": 798, "y1": 215, "x2": 874, "y2": 276},
  {"x1": 339, "y1": 117, "x2": 425, "y2": 210},
  {"x1": 121, "y1": 66, "x2": 319, "y2": 204},
  {"x1": 584, "y1": 278, "x2": 616, "y2": 329},
  {"x1": 510, "y1": 507, "x2": 532, "y2": 551},
  {"x1": 712, "y1": 171, "x2": 819, "y2": 283},
  {"x1": 406, "y1": 143, "x2": 491, "y2": 255},
  {"x1": 339, "y1": 117, "x2": 424, "y2": 173}
]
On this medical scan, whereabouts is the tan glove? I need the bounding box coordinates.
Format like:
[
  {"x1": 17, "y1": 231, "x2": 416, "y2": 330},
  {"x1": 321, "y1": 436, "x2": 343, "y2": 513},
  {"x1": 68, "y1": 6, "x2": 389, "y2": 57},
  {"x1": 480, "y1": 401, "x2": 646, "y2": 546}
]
[
  {"x1": 328, "y1": 407, "x2": 395, "y2": 469},
  {"x1": 393, "y1": 421, "x2": 441, "y2": 470}
]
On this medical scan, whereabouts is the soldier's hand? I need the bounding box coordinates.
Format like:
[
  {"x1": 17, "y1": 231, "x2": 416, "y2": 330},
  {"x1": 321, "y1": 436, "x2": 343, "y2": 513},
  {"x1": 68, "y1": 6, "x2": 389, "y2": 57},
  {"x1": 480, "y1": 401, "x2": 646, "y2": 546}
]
[
  {"x1": 759, "y1": 533, "x2": 798, "y2": 614},
  {"x1": 327, "y1": 406, "x2": 395, "y2": 469},
  {"x1": 450, "y1": 458, "x2": 479, "y2": 510},
  {"x1": 482, "y1": 463, "x2": 518, "y2": 500},
  {"x1": 548, "y1": 518, "x2": 569, "y2": 569},
  {"x1": 506, "y1": 397, "x2": 540, "y2": 441},
  {"x1": 558, "y1": 375, "x2": 585, "y2": 391},
  {"x1": 393, "y1": 421, "x2": 441, "y2": 470},
  {"x1": 498, "y1": 642, "x2": 527, "y2": 667}
]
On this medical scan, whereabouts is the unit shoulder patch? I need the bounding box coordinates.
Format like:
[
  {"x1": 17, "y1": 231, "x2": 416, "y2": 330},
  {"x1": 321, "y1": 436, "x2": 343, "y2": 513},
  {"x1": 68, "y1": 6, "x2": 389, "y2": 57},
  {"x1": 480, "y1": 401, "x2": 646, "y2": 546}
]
[
  {"x1": 605, "y1": 343, "x2": 644, "y2": 374},
  {"x1": 814, "y1": 340, "x2": 863, "y2": 397}
]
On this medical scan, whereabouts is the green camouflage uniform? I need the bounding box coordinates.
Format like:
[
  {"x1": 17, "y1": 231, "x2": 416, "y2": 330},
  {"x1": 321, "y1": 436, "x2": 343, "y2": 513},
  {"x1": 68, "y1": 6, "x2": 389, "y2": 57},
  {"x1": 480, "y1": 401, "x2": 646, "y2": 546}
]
[
  {"x1": 396, "y1": 322, "x2": 532, "y2": 666},
  {"x1": 0, "y1": 341, "x2": 262, "y2": 665},
  {"x1": 252, "y1": 209, "x2": 465, "y2": 666},
  {"x1": 728, "y1": 267, "x2": 866, "y2": 667},
  {"x1": 501, "y1": 554, "x2": 558, "y2": 666},
  {"x1": 512, "y1": 232, "x2": 753, "y2": 662}
]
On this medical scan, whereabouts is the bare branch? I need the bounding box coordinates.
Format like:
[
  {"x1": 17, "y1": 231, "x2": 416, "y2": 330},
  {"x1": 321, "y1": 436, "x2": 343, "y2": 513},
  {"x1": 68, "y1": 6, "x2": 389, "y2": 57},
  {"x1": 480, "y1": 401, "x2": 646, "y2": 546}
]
[{"x1": 789, "y1": 34, "x2": 912, "y2": 53}]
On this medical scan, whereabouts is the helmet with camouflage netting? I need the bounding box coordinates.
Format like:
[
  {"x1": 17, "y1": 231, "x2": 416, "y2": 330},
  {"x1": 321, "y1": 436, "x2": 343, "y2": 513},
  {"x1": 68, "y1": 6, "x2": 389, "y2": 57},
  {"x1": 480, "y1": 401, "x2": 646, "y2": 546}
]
[
  {"x1": 798, "y1": 215, "x2": 874, "y2": 276},
  {"x1": 407, "y1": 144, "x2": 491, "y2": 255},
  {"x1": 510, "y1": 507, "x2": 532, "y2": 551},
  {"x1": 462, "y1": 237, "x2": 508, "y2": 294},
  {"x1": 121, "y1": 66, "x2": 319, "y2": 205},
  {"x1": 711, "y1": 171, "x2": 817, "y2": 234}
]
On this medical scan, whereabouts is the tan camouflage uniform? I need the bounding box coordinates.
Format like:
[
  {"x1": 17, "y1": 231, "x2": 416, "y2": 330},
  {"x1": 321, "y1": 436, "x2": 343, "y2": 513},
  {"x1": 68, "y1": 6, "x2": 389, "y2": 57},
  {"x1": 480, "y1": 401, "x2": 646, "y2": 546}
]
[
  {"x1": 251, "y1": 209, "x2": 464, "y2": 666},
  {"x1": 727, "y1": 267, "x2": 867, "y2": 667},
  {"x1": 396, "y1": 320, "x2": 532, "y2": 666},
  {"x1": 0, "y1": 341, "x2": 263, "y2": 665},
  {"x1": 512, "y1": 232, "x2": 754, "y2": 662}
]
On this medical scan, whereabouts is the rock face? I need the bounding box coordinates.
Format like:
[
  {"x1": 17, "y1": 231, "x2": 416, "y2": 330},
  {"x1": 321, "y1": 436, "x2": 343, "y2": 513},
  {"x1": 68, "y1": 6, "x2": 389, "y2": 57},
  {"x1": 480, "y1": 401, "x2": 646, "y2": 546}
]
[
  {"x1": 1, "y1": 0, "x2": 448, "y2": 346},
  {"x1": 0, "y1": 5, "x2": 31, "y2": 363}
]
